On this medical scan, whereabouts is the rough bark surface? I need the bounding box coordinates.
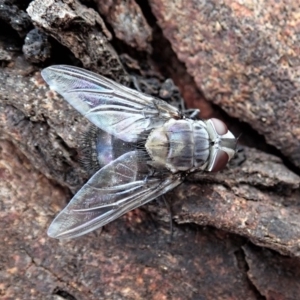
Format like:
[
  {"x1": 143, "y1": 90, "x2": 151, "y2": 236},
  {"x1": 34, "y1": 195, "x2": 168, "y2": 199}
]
[
  {"x1": 175, "y1": 147, "x2": 300, "y2": 257},
  {"x1": 0, "y1": 0, "x2": 300, "y2": 299},
  {"x1": 27, "y1": 0, "x2": 130, "y2": 84}
]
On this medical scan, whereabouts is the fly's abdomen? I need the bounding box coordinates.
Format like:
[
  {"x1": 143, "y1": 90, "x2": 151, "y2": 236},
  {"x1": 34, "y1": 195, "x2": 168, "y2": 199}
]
[
  {"x1": 94, "y1": 129, "x2": 135, "y2": 168},
  {"x1": 146, "y1": 119, "x2": 209, "y2": 172}
]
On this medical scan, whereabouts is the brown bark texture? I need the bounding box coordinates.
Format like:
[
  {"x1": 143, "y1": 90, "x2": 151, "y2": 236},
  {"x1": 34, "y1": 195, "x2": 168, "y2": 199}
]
[{"x1": 1, "y1": 0, "x2": 300, "y2": 299}]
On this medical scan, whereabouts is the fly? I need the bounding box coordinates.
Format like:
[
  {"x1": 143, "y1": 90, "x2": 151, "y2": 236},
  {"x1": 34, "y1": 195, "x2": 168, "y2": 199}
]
[{"x1": 41, "y1": 65, "x2": 237, "y2": 239}]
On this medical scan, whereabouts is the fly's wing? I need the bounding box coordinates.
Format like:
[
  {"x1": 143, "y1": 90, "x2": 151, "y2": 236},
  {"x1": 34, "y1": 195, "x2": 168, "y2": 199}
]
[
  {"x1": 41, "y1": 65, "x2": 180, "y2": 142},
  {"x1": 48, "y1": 151, "x2": 182, "y2": 239}
]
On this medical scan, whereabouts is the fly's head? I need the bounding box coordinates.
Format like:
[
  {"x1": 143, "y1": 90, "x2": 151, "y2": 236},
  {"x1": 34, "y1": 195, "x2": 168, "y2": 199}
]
[{"x1": 205, "y1": 118, "x2": 237, "y2": 172}]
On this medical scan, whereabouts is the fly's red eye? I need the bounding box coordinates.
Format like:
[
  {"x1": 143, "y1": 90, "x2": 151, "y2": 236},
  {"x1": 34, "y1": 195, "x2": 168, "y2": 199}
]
[
  {"x1": 211, "y1": 118, "x2": 228, "y2": 135},
  {"x1": 211, "y1": 150, "x2": 229, "y2": 172}
]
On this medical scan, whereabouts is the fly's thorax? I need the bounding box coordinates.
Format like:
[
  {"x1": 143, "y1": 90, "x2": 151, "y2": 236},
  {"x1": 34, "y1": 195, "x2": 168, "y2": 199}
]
[
  {"x1": 204, "y1": 118, "x2": 236, "y2": 172},
  {"x1": 145, "y1": 119, "x2": 210, "y2": 173}
]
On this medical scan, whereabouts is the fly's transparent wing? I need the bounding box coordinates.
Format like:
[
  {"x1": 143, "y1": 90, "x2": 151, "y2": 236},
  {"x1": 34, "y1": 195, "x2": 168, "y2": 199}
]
[
  {"x1": 41, "y1": 65, "x2": 180, "y2": 142},
  {"x1": 48, "y1": 151, "x2": 182, "y2": 239}
]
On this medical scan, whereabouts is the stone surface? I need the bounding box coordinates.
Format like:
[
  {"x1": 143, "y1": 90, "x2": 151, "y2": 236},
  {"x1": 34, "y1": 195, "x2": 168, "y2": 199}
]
[
  {"x1": 149, "y1": 0, "x2": 300, "y2": 168},
  {"x1": 95, "y1": 0, "x2": 152, "y2": 52}
]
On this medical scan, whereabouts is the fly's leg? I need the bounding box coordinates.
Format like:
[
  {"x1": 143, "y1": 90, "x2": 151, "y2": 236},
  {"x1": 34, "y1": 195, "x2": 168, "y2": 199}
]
[
  {"x1": 131, "y1": 75, "x2": 161, "y2": 96},
  {"x1": 177, "y1": 90, "x2": 200, "y2": 119},
  {"x1": 182, "y1": 108, "x2": 200, "y2": 119},
  {"x1": 143, "y1": 167, "x2": 156, "y2": 186},
  {"x1": 143, "y1": 173, "x2": 174, "y2": 242},
  {"x1": 161, "y1": 195, "x2": 174, "y2": 242},
  {"x1": 131, "y1": 75, "x2": 142, "y2": 92},
  {"x1": 229, "y1": 146, "x2": 246, "y2": 167}
]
